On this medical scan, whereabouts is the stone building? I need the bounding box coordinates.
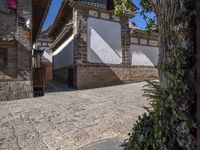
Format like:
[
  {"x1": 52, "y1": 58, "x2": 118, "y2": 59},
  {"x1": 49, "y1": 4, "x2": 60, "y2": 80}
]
[
  {"x1": 0, "y1": 0, "x2": 51, "y2": 101},
  {"x1": 34, "y1": 28, "x2": 53, "y2": 81},
  {"x1": 49, "y1": 0, "x2": 159, "y2": 89}
]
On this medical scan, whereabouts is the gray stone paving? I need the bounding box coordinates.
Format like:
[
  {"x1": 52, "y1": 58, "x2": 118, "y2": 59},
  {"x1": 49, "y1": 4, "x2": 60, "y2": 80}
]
[
  {"x1": 78, "y1": 139, "x2": 127, "y2": 150},
  {"x1": 0, "y1": 82, "x2": 149, "y2": 150}
]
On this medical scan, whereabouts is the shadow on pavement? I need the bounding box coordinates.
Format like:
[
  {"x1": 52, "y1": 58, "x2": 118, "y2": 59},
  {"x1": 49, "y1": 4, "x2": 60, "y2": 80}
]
[
  {"x1": 77, "y1": 139, "x2": 128, "y2": 150},
  {"x1": 45, "y1": 80, "x2": 74, "y2": 93}
]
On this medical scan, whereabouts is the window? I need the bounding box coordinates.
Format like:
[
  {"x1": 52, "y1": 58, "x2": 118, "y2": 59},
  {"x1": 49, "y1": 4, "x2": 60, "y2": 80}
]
[{"x1": 0, "y1": 48, "x2": 7, "y2": 68}]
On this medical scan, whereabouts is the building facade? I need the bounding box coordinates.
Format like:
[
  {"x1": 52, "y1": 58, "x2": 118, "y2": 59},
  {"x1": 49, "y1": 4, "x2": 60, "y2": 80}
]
[
  {"x1": 34, "y1": 28, "x2": 53, "y2": 81},
  {"x1": 0, "y1": 0, "x2": 51, "y2": 101},
  {"x1": 49, "y1": 0, "x2": 159, "y2": 89}
]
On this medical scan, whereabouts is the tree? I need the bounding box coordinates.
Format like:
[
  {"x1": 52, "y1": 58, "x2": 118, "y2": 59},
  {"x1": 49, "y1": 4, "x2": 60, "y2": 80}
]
[{"x1": 114, "y1": 0, "x2": 197, "y2": 149}]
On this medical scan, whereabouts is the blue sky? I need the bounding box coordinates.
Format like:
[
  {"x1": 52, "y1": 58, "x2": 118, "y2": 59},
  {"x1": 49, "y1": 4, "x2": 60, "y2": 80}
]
[
  {"x1": 130, "y1": 0, "x2": 155, "y2": 29},
  {"x1": 42, "y1": 0, "x2": 62, "y2": 30},
  {"x1": 42, "y1": 0, "x2": 153, "y2": 30}
]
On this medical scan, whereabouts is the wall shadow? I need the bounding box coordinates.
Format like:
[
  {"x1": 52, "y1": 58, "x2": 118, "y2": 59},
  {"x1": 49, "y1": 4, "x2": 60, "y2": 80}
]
[
  {"x1": 88, "y1": 26, "x2": 122, "y2": 64},
  {"x1": 130, "y1": 45, "x2": 159, "y2": 66},
  {"x1": 45, "y1": 79, "x2": 74, "y2": 93}
]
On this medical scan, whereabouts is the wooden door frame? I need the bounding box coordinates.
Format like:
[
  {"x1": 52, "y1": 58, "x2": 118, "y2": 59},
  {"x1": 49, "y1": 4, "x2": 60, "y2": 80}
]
[{"x1": 197, "y1": 0, "x2": 200, "y2": 148}]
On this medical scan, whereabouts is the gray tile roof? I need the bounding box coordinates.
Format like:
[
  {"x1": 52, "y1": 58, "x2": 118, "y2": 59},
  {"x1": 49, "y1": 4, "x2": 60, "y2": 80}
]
[{"x1": 76, "y1": 0, "x2": 134, "y2": 16}]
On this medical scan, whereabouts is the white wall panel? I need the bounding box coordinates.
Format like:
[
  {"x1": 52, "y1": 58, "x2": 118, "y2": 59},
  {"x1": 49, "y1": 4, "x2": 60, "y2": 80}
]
[
  {"x1": 130, "y1": 44, "x2": 159, "y2": 66},
  {"x1": 53, "y1": 35, "x2": 74, "y2": 70},
  {"x1": 87, "y1": 17, "x2": 122, "y2": 64}
]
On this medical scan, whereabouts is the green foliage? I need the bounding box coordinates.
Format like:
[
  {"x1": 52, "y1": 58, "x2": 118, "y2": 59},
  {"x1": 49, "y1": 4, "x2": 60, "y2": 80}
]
[
  {"x1": 128, "y1": 19, "x2": 196, "y2": 150},
  {"x1": 114, "y1": 0, "x2": 135, "y2": 15},
  {"x1": 128, "y1": 80, "x2": 186, "y2": 150},
  {"x1": 128, "y1": 46, "x2": 196, "y2": 149},
  {"x1": 114, "y1": 0, "x2": 157, "y2": 32}
]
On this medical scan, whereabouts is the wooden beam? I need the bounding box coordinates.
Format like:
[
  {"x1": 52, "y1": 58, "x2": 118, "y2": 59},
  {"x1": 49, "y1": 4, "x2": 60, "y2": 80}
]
[
  {"x1": 32, "y1": 0, "x2": 52, "y2": 43},
  {"x1": 107, "y1": 0, "x2": 114, "y2": 10},
  {"x1": 0, "y1": 41, "x2": 15, "y2": 47}
]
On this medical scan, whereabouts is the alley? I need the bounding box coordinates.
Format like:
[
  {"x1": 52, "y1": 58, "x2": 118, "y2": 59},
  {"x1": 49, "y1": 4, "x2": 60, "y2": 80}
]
[{"x1": 0, "y1": 82, "x2": 149, "y2": 150}]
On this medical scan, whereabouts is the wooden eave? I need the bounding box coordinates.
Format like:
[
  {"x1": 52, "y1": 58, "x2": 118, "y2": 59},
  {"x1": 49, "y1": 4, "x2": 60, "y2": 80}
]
[
  {"x1": 50, "y1": 23, "x2": 73, "y2": 51},
  {"x1": 48, "y1": 0, "x2": 73, "y2": 37},
  {"x1": 32, "y1": 0, "x2": 52, "y2": 43},
  {"x1": 0, "y1": 41, "x2": 15, "y2": 48}
]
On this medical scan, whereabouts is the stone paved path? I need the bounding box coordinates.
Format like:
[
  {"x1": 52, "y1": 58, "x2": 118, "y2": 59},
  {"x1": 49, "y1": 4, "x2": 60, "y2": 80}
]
[
  {"x1": 0, "y1": 82, "x2": 149, "y2": 150},
  {"x1": 78, "y1": 139, "x2": 128, "y2": 150}
]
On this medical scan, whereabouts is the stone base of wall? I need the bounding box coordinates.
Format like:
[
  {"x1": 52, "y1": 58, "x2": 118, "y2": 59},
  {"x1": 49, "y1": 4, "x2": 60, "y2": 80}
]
[
  {"x1": 43, "y1": 63, "x2": 53, "y2": 81},
  {"x1": 53, "y1": 65, "x2": 158, "y2": 90},
  {"x1": 53, "y1": 68, "x2": 68, "y2": 83},
  {"x1": 76, "y1": 66, "x2": 158, "y2": 89},
  {"x1": 0, "y1": 80, "x2": 33, "y2": 101}
]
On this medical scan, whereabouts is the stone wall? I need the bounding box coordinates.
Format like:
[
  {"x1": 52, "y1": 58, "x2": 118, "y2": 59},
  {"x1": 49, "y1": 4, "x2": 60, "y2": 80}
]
[
  {"x1": 53, "y1": 3, "x2": 159, "y2": 89},
  {"x1": 130, "y1": 29, "x2": 158, "y2": 47},
  {"x1": 0, "y1": 80, "x2": 33, "y2": 101},
  {"x1": 73, "y1": 4, "x2": 130, "y2": 66},
  {"x1": 0, "y1": 0, "x2": 16, "y2": 39},
  {"x1": 76, "y1": 65, "x2": 158, "y2": 89},
  {"x1": 72, "y1": 5, "x2": 158, "y2": 89},
  {"x1": 0, "y1": 0, "x2": 33, "y2": 101},
  {"x1": 53, "y1": 67, "x2": 69, "y2": 83},
  {"x1": 130, "y1": 30, "x2": 159, "y2": 66}
]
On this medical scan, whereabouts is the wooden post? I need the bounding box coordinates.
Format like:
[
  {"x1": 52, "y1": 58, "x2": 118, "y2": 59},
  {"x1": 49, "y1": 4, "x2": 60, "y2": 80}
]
[
  {"x1": 107, "y1": 0, "x2": 114, "y2": 10},
  {"x1": 197, "y1": 0, "x2": 200, "y2": 149}
]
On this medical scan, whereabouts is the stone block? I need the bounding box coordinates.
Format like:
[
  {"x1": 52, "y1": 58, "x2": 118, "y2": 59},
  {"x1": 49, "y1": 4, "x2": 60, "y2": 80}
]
[
  {"x1": 100, "y1": 13, "x2": 110, "y2": 20},
  {"x1": 112, "y1": 15, "x2": 120, "y2": 22},
  {"x1": 130, "y1": 37, "x2": 139, "y2": 44},
  {"x1": 81, "y1": 33, "x2": 87, "y2": 42},
  {"x1": 149, "y1": 40, "x2": 159, "y2": 46},
  {"x1": 140, "y1": 39, "x2": 148, "y2": 45},
  {"x1": 89, "y1": 10, "x2": 98, "y2": 17}
]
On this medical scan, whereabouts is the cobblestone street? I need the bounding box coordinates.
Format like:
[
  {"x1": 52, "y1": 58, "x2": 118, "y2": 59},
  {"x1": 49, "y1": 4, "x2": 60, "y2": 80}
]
[{"x1": 0, "y1": 82, "x2": 149, "y2": 150}]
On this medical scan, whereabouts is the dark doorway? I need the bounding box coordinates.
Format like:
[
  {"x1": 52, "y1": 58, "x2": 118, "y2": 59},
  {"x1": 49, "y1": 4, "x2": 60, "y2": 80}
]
[
  {"x1": 33, "y1": 68, "x2": 46, "y2": 97},
  {"x1": 68, "y1": 68, "x2": 74, "y2": 88}
]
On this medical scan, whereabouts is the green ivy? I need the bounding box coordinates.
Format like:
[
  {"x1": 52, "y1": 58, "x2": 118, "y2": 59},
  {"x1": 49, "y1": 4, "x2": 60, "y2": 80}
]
[
  {"x1": 127, "y1": 45, "x2": 196, "y2": 149},
  {"x1": 127, "y1": 20, "x2": 196, "y2": 150}
]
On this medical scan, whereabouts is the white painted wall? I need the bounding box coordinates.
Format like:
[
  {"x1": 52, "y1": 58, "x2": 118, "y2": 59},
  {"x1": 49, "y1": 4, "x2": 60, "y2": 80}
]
[
  {"x1": 130, "y1": 44, "x2": 159, "y2": 66},
  {"x1": 53, "y1": 35, "x2": 74, "y2": 70},
  {"x1": 87, "y1": 17, "x2": 122, "y2": 64},
  {"x1": 42, "y1": 51, "x2": 53, "y2": 63}
]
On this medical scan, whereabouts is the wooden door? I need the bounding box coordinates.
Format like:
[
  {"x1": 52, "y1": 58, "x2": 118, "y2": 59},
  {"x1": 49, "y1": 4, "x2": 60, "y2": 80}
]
[
  {"x1": 33, "y1": 68, "x2": 45, "y2": 97},
  {"x1": 68, "y1": 68, "x2": 74, "y2": 88}
]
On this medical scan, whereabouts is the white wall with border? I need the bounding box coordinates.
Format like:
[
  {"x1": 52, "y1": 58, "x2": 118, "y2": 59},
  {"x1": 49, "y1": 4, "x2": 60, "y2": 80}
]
[
  {"x1": 130, "y1": 44, "x2": 159, "y2": 66},
  {"x1": 87, "y1": 17, "x2": 122, "y2": 64},
  {"x1": 53, "y1": 35, "x2": 74, "y2": 70}
]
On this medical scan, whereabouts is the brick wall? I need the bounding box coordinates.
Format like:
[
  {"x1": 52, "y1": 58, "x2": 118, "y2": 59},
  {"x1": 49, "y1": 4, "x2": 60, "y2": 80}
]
[
  {"x1": 43, "y1": 62, "x2": 53, "y2": 80},
  {"x1": 76, "y1": 65, "x2": 158, "y2": 89}
]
